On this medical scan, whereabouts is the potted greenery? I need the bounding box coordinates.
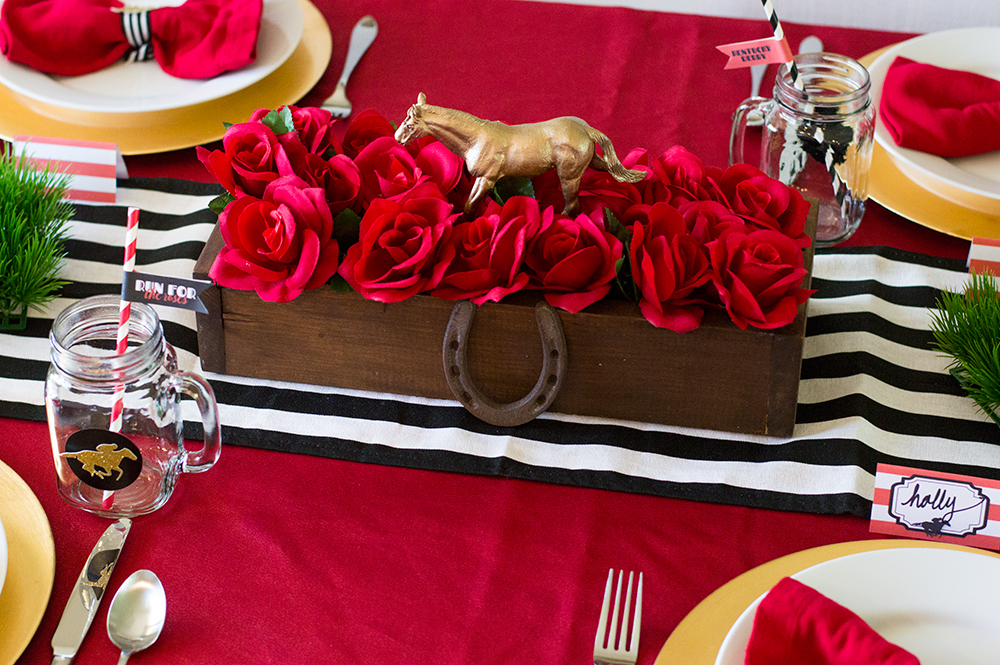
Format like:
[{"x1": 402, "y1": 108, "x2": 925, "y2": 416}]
[
  {"x1": 930, "y1": 271, "x2": 1000, "y2": 427},
  {"x1": 0, "y1": 145, "x2": 73, "y2": 330}
]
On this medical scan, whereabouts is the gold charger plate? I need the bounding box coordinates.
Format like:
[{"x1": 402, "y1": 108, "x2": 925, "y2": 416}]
[
  {"x1": 860, "y1": 48, "x2": 1000, "y2": 240},
  {"x1": 654, "y1": 539, "x2": 1000, "y2": 665},
  {"x1": 0, "y1": 0, "x2": 331, "y2": 155},
  {"x1": 0, "y1": 459, "x2": 55, "y2": 665}
]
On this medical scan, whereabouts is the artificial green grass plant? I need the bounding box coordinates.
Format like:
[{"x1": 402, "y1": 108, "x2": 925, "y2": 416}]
[
  {"x1": 929, "y1": 270, "x2": 1000, "y2": 426},
  {"x1": 0, "y1": 145, "x2": 73, "y2": 329}
]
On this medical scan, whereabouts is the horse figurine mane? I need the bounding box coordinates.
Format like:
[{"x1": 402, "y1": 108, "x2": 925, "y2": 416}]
[{"x1": 394, "y1": 92, "x2": 645, "y2": 215}]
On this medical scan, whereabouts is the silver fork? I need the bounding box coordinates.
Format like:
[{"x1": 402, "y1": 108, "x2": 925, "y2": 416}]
[
  {"x1": 593, "y1": 569, "x2": 643, "y2": 665},
  {"x1": 320, "y1": 15, "x2": 378, "y2": 118}
]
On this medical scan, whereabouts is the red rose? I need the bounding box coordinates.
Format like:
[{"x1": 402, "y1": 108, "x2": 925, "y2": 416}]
[
  {"x1": 634, "y1": 146, "x2": 726, "y2": 208},
  {"x1": 680, "y1": 199, "x2": 749, "y2": 245},
  {"x1": 715, "y1": 163, "x2": 812, "y2": 247},
  {"x1": 298, "y1": 153, "x2": 361, "y2": 216},
  {"x1": 196, "y1": 121, "x2": 296, "y2": 198},
  {"x1": 351, "y1": 136, "x2": 425, "y2": 209},
  {"x1": 337, "y1": 182, "x2": 459, "y2": 302},
  {"x1": 708, "y1": 228, "x2": 813, "y2": 330},
  {"x1": 342, "y1": 109, "x2": 397, "y2": 159},
  {"x1": 289, "y1": 105, "x2": 342, "y2": 156},
  {"x1": 531, "y1": 167, "x2": 642, "y2": 222},
  {"x1": 249, "y1": 105, "x2": 341, "y2": 156},
  {"x1": 524, "y1": 208, "x2": 622, "y2": 313},
  {"x1": 210, "y1": 176, "x2": 339, "y2": 302},
  {"x1": 431, "y1": 196, "x2": 544, "y2": 304},
  {"x1": 627, "y1": 202, "x2": 712, "y2": 333},
  {"x1": 352, "y1": 136, "x2": 465, "y2": 211},
  {"x1": 413, "y1": 140, "x2": 468, "y2": 206}
]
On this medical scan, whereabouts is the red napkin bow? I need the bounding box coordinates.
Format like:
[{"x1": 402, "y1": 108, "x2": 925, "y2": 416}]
[
  {"x1": 0, "y1": 0, "x2": 263, "y2": 79},
  {"x1": 879, "y1": 56, "x2": 1000, "y2": 158},
  {"x1": 744, "y1": 577, "x2": 920, "y2": 665}
]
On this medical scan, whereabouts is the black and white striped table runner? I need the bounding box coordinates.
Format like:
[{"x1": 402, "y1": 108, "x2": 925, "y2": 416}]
[{"x1": 2, "y1": 178, "x2": 997, "y2": 516}]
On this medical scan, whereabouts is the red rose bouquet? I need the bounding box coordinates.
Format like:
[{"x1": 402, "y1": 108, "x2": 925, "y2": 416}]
[{"x1": 198, "y1": 105, "x2": 813, "y2": 332}]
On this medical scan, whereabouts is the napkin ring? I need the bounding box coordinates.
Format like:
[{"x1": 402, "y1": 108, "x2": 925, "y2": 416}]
[{"x1": 118, "y1": 9, "x2": 155, "y2": 63}]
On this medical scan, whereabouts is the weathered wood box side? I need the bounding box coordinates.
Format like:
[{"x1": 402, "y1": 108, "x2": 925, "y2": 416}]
[{"x1": 194, "y1": 225, "x2": 812, "y2": 437}]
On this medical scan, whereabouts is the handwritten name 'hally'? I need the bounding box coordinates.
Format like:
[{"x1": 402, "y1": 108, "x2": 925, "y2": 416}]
[{"x1": 899, "y1": 483, "x2": 957, "y2": 517}]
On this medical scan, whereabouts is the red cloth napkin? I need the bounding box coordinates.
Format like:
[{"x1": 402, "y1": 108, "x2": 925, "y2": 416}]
[
  {"x1": 744, "y1": 577, "x2": 920, "y2": 665},
  {"x1": 0, "y1": 0, "x2": 262, "y2": 79},
  {"x1": 879, "y1": 56, "x2": 1000, "y2": 158}
]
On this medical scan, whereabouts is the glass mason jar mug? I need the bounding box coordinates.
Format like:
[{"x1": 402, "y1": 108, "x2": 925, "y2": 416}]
[
  {"x1": 45, "y1": 295, "x2": 221, "y2": 517},
  {"x1": 730, "y1": 52, "x2": 876, "y2": 246}
]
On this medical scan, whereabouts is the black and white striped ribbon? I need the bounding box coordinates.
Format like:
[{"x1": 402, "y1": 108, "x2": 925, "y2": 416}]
[
  {"x1": 2, "y1": 179, "x2": 998, "y2": 518},
  {"x1": 120, "y1": 10, "x2": 154, "y2": 63}
]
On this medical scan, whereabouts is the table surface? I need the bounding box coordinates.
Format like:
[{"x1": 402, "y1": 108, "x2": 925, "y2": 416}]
[{"x1": 2, "y1": 1, "x2": 995, "y2": 663}]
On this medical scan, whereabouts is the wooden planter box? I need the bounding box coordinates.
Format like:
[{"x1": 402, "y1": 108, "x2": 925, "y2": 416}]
[{"x1": 194, "y1": 215, "x2": 814, "y2": 437}]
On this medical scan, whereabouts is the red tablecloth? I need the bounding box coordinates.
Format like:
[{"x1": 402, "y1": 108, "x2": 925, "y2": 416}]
[
  {"x1": 5, "y1": 418, "x2": 875, "y2": 664},
  {"x1": 3, "y1": 1, "x2": 977, "y2": 663}
]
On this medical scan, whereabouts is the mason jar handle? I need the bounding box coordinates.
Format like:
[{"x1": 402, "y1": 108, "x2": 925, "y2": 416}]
[
  {"x1": 729, "y1": 96, "x2": 771, "y2": 166},
  {"x1": 172, "y1": 371, "x2": 221, "y2": 473}
]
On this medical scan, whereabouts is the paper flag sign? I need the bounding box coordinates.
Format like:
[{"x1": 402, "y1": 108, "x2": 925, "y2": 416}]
[
  {"x1": 13, "y1": 135, "x2": 128, "y2": 205},
  {"x1": 122, "y1": 271, "x2": 212, "y2": 314},
  {"x1": 967, "y1": 236, "x2": 1000, "y2": 275},
  {"x1": 871, "y1": 463, "x2": 1000, "y2": 550},
  {"x1": 716, "y1": 36, "x2": 792, "y2": 70}
]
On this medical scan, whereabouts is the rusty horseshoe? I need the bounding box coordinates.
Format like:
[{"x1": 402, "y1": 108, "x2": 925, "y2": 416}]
[{"x1": 443, "y1": 300, "x2": 567, "y2": 427}]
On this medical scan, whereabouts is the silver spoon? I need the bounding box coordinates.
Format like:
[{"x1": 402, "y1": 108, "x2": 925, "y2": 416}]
[{"x1": 107, "y1": 570, "x2": 166, "y2": 665}]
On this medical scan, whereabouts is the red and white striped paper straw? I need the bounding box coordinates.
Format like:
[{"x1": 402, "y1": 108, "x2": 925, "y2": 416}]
[
  {"x1": 110, "y1": 207, "x2": 139, "y2": 432},
  {"x1": 105, "y1": 207, "x2": 139, "y2": 510}
]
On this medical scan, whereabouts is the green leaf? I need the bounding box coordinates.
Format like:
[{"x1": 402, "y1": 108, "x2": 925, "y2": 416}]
[
  {"x1": 605, "y1": 209, "x2": 639, "y2": 302},
  {"x1": 260, "y1": 107, "x2": 296, "y2": 135},
  {"x1": 208, "y1": 192, "x2": 235, "y2": 216},
  {"x1": 605, "y1": 208, "x2": 631, "y2": 247},
  {"x1": 327, "y1": 274, "x2": 355, "y2": 293},
  {"x1": 332, "y1": 208, "x2": 362, "y2": 248},
  {"x1": 490, "y1": 177, "x2": 535, "y2": 205}
]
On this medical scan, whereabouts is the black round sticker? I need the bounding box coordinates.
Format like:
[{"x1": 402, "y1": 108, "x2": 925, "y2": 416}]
[{"x1": 61, "y1": 429, "x2": 143, "y2": 491}]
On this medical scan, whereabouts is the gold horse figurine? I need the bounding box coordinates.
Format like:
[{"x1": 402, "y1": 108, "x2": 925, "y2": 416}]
[{"x1": 394, "y1": 93, "x2": 645, "y2": 216}]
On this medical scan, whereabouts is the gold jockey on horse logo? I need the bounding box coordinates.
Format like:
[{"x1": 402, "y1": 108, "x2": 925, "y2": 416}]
[{"x1": 61, "y1": 442, "x2": 137, "y2": 480}]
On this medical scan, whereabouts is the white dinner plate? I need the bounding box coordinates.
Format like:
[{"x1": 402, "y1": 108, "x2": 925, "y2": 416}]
[
  {"x1": 0, "y1": 513, "x2": 6, "y2": 601},
  {"x1": 868, "y1": 27, "x2": 1000, "y2": 214},
  {"x1": 0, "y1": 0, "x2": 303, "y2": 114},
  {"x1": 714, "y1": 547, "x2": 1000, "y2": 665}
]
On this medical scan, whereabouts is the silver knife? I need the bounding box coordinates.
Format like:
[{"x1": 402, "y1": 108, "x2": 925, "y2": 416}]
[{"x1": 51, "y1": 518, "x2": 132, "y2": 665}]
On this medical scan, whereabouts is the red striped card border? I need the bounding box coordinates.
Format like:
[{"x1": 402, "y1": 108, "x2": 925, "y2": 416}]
[
  {"x1": 13, "y1": 135, "x2": 120, "y2": 204},
  {"x1": 871, "y1": 463, "x2": 1000, "y2": 550}
]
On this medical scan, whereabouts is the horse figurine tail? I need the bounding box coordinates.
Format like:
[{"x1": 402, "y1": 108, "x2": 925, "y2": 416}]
[{"x1": 587, "y1": 127, "x2": 646, "y2": 184}]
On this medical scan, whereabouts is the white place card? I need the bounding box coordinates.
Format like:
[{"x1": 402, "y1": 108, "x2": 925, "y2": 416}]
[{"x1": 871, "y1": 463, "x2": 1000, "y2": 550}]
